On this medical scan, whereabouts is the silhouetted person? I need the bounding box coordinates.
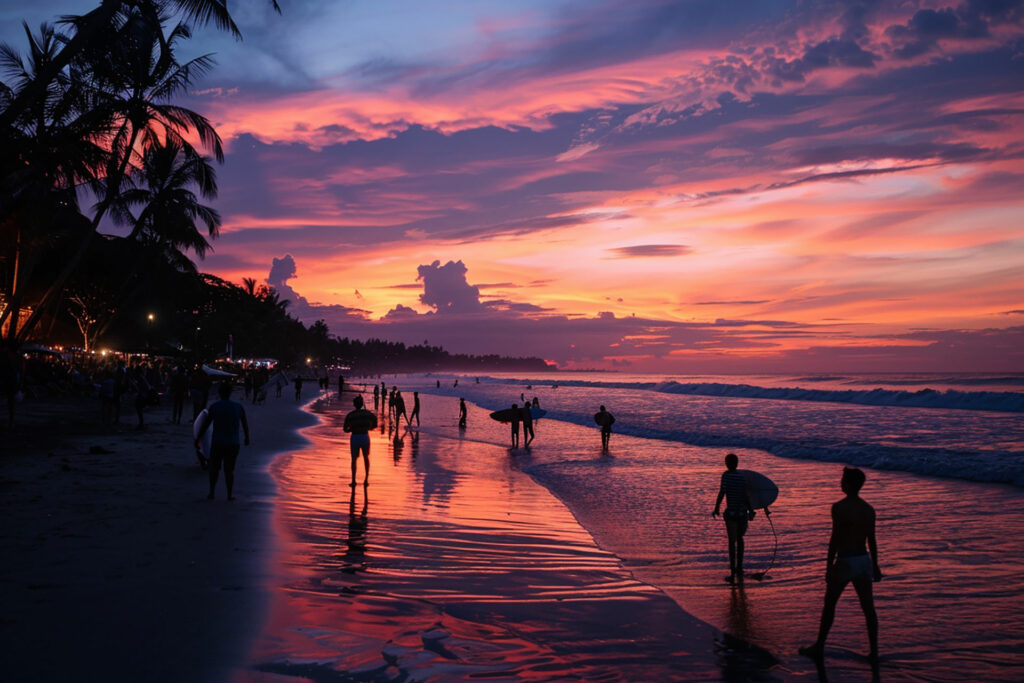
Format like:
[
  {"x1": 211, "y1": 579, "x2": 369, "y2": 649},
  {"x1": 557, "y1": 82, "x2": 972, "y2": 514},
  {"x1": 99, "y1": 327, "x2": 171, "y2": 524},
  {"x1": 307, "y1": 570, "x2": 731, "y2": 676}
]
[
  {"x1": 189, "y1": 365, "x2": 210, "y2": 421},
  {"x1": 521, "y1": 403, "x2": 534, "y2": 446},
  {"x1": 410, "y1": 391, "x2": 421, "y2": 426},
  {"x1": 453, "y1": 379, "x2": 458, "y2": 388},
  {"x1": 436, "y1": 379, "x2": 440, "y2": 388},
  {"x1": 395, "y1": 390, "x2": 409, "y2": 425},
  {"x1": 294, "y1": 376, "x2": 303, "y2": 402},
  {"x1": 801, "y1": 467, "x2": 882, "y2": 664},
  {"x1": 170, "y1": 367, "x2": 187, "y2": 424},
  {"x1": 373, "y1": 384, "x2": 380, "y2": 411},
  {"x1": 712, "y1": 453, "x2": 754, "y2": 584},
  {"x1": 195, "y1": 382, "x2": 250, "y2": 500},
  {"x1": 338, "y1": 375, "x2": 344, "y2": 397},
  {"x1": 343, "y1": 395, "x2": 377, "y2": 487},
  {"x1": 596, "y1": 405, "x2": 615, "y2": 450},
  {"x1": 458, "y1": 398, "x2": 467, "y2": 429},
  {"x1": 510, "y1": 403, "x2": 520, "y2": 448}
]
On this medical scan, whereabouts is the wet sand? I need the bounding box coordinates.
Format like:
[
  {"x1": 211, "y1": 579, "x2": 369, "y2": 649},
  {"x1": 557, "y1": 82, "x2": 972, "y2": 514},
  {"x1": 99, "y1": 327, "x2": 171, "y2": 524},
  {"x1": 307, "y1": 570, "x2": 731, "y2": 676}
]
[
  {"x1": 248, "y1": 392, "x2": 776, "y2": 680},
  {"x1": 0, "y1": 393, "x2": 316, "y2": 682}
]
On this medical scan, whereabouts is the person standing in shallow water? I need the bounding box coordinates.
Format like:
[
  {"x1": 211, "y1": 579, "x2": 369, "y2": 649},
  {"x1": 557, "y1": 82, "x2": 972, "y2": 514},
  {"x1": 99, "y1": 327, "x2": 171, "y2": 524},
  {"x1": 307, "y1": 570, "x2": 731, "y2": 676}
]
[
  {"x1": 801, "y1": 467, "x2": 882, "y2": 665},
  {"x1": 596, "y1": 404, "x2": 615, "y2": 450},
  {"x1": 712, "y1": 453, "x2": 754, "y2": 584},
  {"x1": 195, "y1": 382, "x2": 250, "y2": 500},
  {"x1": 521, "y1": 402, "x2": 534, "y2": 446},
  {"x1": 458, "y1": 398, "x2": 467, "y2": 429},
  {"x1": 344, "y1": 395, "x2": 377, "y2": 487},
  {"x1": 410, "y1": 391, "x2": 421, "y2": 426},
  {"x1": 510, "y1": 403, "x2": 521, "y2": 448}
]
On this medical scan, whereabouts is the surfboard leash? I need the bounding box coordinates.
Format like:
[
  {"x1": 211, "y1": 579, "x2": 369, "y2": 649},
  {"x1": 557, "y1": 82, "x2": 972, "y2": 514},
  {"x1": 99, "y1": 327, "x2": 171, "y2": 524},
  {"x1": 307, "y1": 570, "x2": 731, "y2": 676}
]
[{"x1": 752, "y1": 506, "x2": 779, "y2": 581}]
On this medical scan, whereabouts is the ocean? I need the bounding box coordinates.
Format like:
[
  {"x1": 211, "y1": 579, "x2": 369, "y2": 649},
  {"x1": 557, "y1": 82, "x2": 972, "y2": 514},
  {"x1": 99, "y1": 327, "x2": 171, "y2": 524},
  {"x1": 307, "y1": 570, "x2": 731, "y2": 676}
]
[{"x1": 255, "y1": 371, "x2": 1024, "y2": 680}]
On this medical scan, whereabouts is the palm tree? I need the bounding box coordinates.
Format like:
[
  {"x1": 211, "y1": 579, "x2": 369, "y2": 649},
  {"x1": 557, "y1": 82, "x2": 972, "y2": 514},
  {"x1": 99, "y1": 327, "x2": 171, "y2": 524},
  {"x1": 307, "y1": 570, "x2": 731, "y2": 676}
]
[
  {"x1": 117, "y1": 139, "x2": 221, "y2": 257},
  {"x1": 0, "y1": 22, "x2": 109, "y2": 340},
  {"x1": 0, "y1": 0, "x2": 283, "y2": 130},
  {"x1": 9, "y1": 6, "x2": 225, "y2": 343}
]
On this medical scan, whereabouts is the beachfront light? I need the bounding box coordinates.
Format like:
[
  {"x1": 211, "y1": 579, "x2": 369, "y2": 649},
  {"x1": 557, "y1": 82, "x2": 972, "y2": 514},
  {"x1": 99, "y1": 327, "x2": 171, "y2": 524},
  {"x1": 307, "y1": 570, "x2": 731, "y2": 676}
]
[{"x1": 147, "y1": 313, "x2": 155, "y2": 322}]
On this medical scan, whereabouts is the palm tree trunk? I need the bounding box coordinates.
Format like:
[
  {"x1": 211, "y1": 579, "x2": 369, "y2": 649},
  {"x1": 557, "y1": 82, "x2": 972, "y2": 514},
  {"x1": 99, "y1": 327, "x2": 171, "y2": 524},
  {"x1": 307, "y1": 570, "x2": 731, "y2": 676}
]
[{"x1": 14, "y1": 123, "x2": 140, "y2": 343}]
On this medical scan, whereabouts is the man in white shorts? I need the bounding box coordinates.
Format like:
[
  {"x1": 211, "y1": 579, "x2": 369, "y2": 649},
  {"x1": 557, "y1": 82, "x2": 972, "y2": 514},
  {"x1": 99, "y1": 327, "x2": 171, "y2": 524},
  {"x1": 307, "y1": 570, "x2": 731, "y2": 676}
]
[
  {"x1": 800, "y1": 467, "x2": 883, "y2": 664},
  {"x1": 343, "y1": 395, "x2": 378, "y2": 487}
]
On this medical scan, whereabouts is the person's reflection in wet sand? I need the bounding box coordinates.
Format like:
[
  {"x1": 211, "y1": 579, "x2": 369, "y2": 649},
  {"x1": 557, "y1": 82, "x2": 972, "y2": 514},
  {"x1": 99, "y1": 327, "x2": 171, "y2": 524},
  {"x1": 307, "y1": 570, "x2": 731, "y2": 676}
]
[
  {"x1": 410, "y1": 430, "x2": 420, "y2": 459},
  {"x1": 392, "y1": 428, "x2": 405, "y2": 462},
  {"x1": 725, "y1": 583, "x2": 751, "y2": 642},
  {"x1": 341, "y1": 487, "x2": 368, "y2": 574}
]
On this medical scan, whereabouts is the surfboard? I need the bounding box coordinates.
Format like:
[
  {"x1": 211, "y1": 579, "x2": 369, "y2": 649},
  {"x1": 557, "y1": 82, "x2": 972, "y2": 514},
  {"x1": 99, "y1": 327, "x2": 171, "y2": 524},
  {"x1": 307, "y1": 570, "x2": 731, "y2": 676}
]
[
  {"x1": 192, "y1": 409, "x2": 213, "y2": 461},
  {"x1": 739, "y1": 469, "x2": 779, "y2": 509},
  {"x1": 489, "y1": 408, "x2": 518, "y2": 423},
  {"x1": 201, "y1": 364, "x2": 235, "y2": 377},
  {"x1": 530, "y1": 407, "x2": 546, "y2": 420},
  {"x1": 594, "y1": 412, "x2": 615, "y2": 427}
]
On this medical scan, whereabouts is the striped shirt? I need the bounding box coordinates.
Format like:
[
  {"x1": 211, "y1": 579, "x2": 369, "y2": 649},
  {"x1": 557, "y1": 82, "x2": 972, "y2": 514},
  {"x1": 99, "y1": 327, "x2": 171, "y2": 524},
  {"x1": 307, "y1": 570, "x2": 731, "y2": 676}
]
[{"x1": 721, "y1": 470, "x2": 749, "y2": 512}]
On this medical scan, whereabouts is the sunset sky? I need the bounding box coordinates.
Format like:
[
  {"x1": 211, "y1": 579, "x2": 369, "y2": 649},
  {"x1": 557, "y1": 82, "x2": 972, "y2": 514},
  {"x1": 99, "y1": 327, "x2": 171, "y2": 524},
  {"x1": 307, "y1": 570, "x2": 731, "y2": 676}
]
[{"x1": 4, "y1": 0, "x2": 1023, "y2": 371}]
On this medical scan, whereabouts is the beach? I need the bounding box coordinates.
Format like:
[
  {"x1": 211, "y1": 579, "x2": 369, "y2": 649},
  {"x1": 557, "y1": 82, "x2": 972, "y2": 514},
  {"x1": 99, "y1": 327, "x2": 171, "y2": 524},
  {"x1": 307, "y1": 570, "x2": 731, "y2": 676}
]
[
  {"x1": 4, "y1": 372, "x2": 1023, "y2": 682},
  {"x1": 0, "y1": 393, "x2": 316, "y2": 682}
]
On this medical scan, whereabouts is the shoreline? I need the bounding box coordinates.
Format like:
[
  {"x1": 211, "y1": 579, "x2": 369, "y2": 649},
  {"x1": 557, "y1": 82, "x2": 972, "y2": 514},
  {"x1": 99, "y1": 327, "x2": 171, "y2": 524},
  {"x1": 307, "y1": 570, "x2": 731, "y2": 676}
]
[
  {"x1": 248, "y1": 391, "x2": 778, "y2": 680},
  {"x1": 0, "y1": 391, "x2": 317, "y2": 682}
]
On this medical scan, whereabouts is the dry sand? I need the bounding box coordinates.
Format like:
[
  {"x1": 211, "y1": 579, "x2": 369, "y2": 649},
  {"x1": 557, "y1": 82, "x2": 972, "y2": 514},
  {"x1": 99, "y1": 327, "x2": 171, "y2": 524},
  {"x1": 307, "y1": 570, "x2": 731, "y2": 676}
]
[{"x1": 0, "y1": 392, "x2": 316, "y2": 682}]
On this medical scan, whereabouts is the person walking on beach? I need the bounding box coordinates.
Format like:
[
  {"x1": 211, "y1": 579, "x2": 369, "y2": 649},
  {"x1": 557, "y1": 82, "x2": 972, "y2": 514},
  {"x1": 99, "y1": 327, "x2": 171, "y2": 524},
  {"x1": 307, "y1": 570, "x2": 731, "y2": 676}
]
[
  {"x1": 294, "y1": 376, "x2": 303, "y2": 402},
  {"x1": 395, "y1": 390, "x2": 409, "y2": 426},
  {"x1": 195, "y1": 382, "x2": 250, "y2": 501},
  {"x1": 521, "y1": 402, "x2": 534, "y2": 446},
  {"x1": 458, "y1": 398, "x2": 467, "y2": 429},
  {"x1": 510, "y1": 403, "x2": 521, "y2": 448},
  {"x1": 712, "y1": 453, "x2": 755, "y2": 584},
  {"x1": 410, "y1": 391, "x2": 421, "y2": 426},
  {"x1": 596, "y1": 405, "x2": 615, "y2": 450},
  {"x1": 170, "y1": 366, "x2": 187, "y2": 424},
  {"x1": 800, "y1": 467, "x2": 883, "y2": 664},
  {"x1": 343, "y1": 395, "x2": 378, "y2": 487}
]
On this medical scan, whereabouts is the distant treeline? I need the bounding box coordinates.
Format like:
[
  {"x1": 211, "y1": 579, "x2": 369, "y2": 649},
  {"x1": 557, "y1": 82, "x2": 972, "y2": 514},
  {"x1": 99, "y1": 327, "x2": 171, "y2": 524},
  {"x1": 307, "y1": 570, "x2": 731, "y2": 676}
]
[{"x1": 325, "y1": 337, "x2": 552, "y2": 375}]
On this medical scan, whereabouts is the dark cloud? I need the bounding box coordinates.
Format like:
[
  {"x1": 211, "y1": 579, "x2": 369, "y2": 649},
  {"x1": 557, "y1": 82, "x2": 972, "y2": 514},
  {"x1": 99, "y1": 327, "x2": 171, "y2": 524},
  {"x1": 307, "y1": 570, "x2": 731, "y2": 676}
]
[
  {"x1": 605, "y1": 244, "x2": 693, "y2": 258},
  {"x1": 884, "y1": 0, "x2": 1024, "y2": 59},
  {"x1": 416, "y1": 260, "x2": 483, "y2": 314},
  {"x1": 763, "y1": 38, "x2": 877, "y2": 83}
]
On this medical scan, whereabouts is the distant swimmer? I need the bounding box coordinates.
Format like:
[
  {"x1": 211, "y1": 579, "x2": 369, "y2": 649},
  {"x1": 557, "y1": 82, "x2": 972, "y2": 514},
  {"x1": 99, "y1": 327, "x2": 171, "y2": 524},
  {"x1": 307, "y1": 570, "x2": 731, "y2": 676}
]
[
  {"x1": 800, "y1": 467, "x2": 882, "y2": 665},
  {"x1": 343, "y1": 395, "x2": 378, "y2": 487},
  {"x1": 510, "y1": 403, "x2": 521, "y2": 448},
  {"x1": 194, "y1": 382, "x2": 250, "y2": 501},
  {"x1": 458, "y1": 398, "x2": 467, "y2": 429},
  {"x1": 521, "y1": 403, "x2": 534, "y2": 447},
  {"x1": 595, "y1": 405, "x2": 615, "y2": 450},
  {"x1": 712, "y1": 453, "x2": 755, "y2": 584}
]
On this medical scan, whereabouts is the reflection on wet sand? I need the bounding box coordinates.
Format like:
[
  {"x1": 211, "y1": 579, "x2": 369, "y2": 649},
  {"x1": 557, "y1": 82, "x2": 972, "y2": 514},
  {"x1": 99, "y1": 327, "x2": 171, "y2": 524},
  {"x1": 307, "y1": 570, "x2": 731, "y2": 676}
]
[{"x1": 253, "y1": 396, "x2": 776, "y2": 680}]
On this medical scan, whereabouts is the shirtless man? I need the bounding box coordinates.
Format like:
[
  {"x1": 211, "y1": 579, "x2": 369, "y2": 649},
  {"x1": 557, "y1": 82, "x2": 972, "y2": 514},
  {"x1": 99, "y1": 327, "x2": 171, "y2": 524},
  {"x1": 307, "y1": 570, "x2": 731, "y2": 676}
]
[
  {"x1": 509, "y1": 403, "x2": 520, "y2": 448},
  {"x1": 800, "y1": 467, "x2": 882, "y2": 663}
]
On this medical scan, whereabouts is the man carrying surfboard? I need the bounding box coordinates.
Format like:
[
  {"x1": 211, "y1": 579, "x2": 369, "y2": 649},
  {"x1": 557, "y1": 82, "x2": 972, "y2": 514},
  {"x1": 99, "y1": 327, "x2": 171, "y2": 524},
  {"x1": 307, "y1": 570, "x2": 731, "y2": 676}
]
[
  {"x1": 800, "y1": 467, "x2": 882, "y2": 665},
  {"x1": 194, "y1": 382, "x2": 250, "y2": 501},
  {"x1": 595, "y1": 405, "x2": 615, "y2": 450},
  {"x1": 712, "y1": 453, "x2": 755, "y2": 584}
]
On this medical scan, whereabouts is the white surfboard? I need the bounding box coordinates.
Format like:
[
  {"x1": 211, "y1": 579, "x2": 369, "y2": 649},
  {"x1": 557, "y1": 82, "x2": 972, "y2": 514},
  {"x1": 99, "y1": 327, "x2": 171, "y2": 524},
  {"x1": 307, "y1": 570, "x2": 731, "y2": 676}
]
[
  {"x1": 740, "y1": 469, "x2": 779, "y2": 509},
  {"x1": 193, "y1": 409, "x2": 213, "y2": 460}
]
